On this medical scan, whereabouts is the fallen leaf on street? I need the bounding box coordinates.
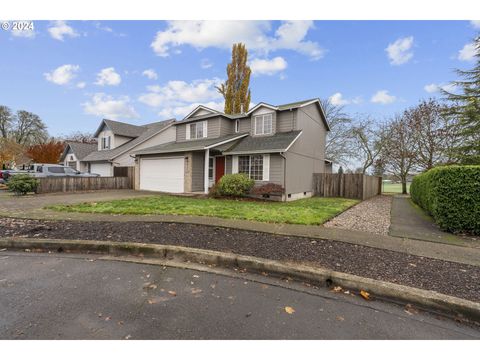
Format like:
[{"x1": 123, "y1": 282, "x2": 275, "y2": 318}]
[
  {"x1": 360, "y1": 290, "x2": 371, "y2": 300},
  {"x1": 284, "y1": 306, "x2": 295, "y2": 314},
  {"x1": 143, "y1": 282, "x2": 157, "y2": 290},
  {"x1": 336, "y1": 316, "x2": 345, "y2": 321},
  {"x1": 331, "y1": 286, "x2": 343, "y2": 293},
  {"x1": 193, "y1": 275, "x2": 200, "y2": 278},
  {"x1": 168, "y1": 290, "x2": 177, "y2": 296},
  {"x1": 0, "y1": 248, "x2": 7, "y2": 252},
  {"x1": 191, "y1": 288, "x2": 202, "y2": 295},
  {"x1": 148, "y1": 296, "x2": 170, "y2": 304},
  {"x1": 404, "y1": 304, "x2": 419, "y2": 315}
]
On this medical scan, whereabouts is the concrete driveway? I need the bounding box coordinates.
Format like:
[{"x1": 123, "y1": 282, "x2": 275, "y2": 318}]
[{"x1": 1, "y1": 251, "x2": 478, "y2": 340}]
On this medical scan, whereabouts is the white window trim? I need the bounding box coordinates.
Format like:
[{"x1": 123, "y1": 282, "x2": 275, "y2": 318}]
[
  {"x1": 187, "y1": 121, "x2": 208, "y2": 140},
  {"x1": 234, "y1": 154, "x2": 270, "y2": 181},
  {"x1": 235, "y1": 119, "x2": 240, "y2": 133},
  {"x1": 254, "y1": 113, "x2": 273, "y2": 136}
]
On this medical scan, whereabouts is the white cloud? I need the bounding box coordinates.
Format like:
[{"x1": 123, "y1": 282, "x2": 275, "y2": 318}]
[
  {"x1": 201, "y1": 58, "x2": 213, "y2": 69},
  {"x1": 44, "y1": 64, "x2": 80, "y2": 86},
  {"x1": 139, "y1": 78, "x2": 224, "y2": 118},
  {"x1": 424, "y1": 83, "x2": 457, "y2": 93},
  {"x1": 83, "y1": 93, "x2": 138, "y2": 119},
  {"x1": 328, "y1": 92, "x2": 349, "y2": 106},
  {"x1": 142, "y1": 69, "x2": 158, "y2": 80},
  {"x1": 458, "y1": 43, "x2": 476, "y2": 61},
  {"x1": 48, "y1": 20, "x2": 79, "y2": 41},
  {"x1": 250, "y1": 57, "x2": 287, "y2": 76},
  {"x1": 371, "y1": 90, "x2": 396, "y2": 104},
  {"x1": 76, "y1": 82, "x2": 86, "y2": 89},
  {"x1": 95, "y1": 67, "x2": 122, "y2": 86},
  {"x1": 328, "y1": 93, "x2": 363, "y2": 106},
  {"x1": 151, "y1": 20, "x2": 324, "y2": 60},
  {"x1": 158, "y1": 101, "x2": 224, "y2": 119},
  {"x1": 385, "y1": 36, "x2": 414, "y2": 65},
  {"x1": 470, "y1": 20, "x2": 480, "y2": 29}
]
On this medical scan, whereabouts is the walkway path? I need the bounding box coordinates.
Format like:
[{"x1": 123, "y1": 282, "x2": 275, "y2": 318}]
[{"x1": 389, "y1": 195, "x2": 478, "y2": 247}]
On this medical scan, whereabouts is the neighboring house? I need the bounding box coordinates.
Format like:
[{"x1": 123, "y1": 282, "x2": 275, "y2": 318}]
[
  {"x1": 133, "y1": 98, "x2": 330, "y2": 201},
  {"x1": 60, "y1": 142, "x2": 98, "y2": 172},
  {"x1": 82, "y1": 119, "x2": 176, "y2": 176}
]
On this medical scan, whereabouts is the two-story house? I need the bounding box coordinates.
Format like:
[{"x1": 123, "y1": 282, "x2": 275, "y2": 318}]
[
  {"x1": 82, "y1": 118, "x2": 176, "y2": 176},
  {"x1": 133, "y1": 98, "x2": 330, "y2": 201}
]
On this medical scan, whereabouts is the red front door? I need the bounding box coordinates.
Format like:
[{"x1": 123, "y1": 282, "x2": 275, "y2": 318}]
[{"x1": 215, "y1": 156, "x2": 225, "y2": 183}]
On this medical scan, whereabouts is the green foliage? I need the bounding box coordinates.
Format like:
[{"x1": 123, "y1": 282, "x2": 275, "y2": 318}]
[
  {"x1": 215, "y1": 173, "x2": 255, "y2": 197},
  {"x1": 217, "y1": 43, "x2": 251, "y2": 114},
  {"x1": 442, "y1": 37, "x2": 480, "y2": 164},
  {"x1": 410, "y1": 165, "x2": 480, "y2": 234},
  {"x1": 7, "y1": 174, "x2": 39, "y2": 195}
]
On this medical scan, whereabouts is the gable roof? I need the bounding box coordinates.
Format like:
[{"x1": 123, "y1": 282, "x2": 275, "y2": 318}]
[
  {"x1": 223, "y1": 131, "x2": 303, "y2": 155},
  {"x1": 84, "y1": 119, "x2": 175, "y2": 162},
  {"x1": 93, "y1": 119, "x2": 147, "y2": 138},
  {"x1": 60, "y1": 142, "x2": 97, "y2": 162},
  {"x1": 183, "y1": 105, "x2": 221, "y2": 120},
  {"x1": 133, "y1": 133, "x2": 248, "y2": 156}
]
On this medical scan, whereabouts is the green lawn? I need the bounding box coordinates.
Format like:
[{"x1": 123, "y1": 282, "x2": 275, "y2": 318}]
[
  {"x1": 48, "y1": 195, "x2": 359, "y2": 225},
  {"x1": 382, "y1": 182, "x2": 411, "y2": 194}
]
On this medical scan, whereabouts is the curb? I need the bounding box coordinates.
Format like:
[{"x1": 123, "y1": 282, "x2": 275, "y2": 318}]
[{"x1": 1, "y1": 237, "x2": 479, "y2": 322}]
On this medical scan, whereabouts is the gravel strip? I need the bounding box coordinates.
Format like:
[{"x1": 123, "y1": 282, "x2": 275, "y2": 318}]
[
  {"x1": 324, "y1": 195, "x2": 392, "y2": 235},
  {"x1": 1, "y1": 217, "x2": 478, "y2": 302}
]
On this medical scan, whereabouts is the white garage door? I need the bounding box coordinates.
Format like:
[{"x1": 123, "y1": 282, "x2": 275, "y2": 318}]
[
  {"x1": 90, "y1": 162, "x2": 112, "y2": 177},
  {"x1": 140, "y1": 157, "x2": 184, "y2": 193}
]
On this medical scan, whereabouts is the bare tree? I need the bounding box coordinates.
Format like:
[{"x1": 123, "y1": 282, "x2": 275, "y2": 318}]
[
  {"x1": 62, "y1": 131, "x2": 97, "y2": 144},
  {"x1": 13, "y1": 110, "x2": 48, "y2": 146},
  {"x1": 321, "y1": 99, "x2": 356, "y2": 166},
  {"x1": 0, "y1": 105, "x2": 14, "y2": 139},
  {"x1": 410, "y1": 99, "x2": 460, "y2": 170},
  {"x1": 351, "y1": 116, "x2": 386, "y2": 174},
  {"x1": 381, "y1": 112, "x2": 419, "y2": 194}
]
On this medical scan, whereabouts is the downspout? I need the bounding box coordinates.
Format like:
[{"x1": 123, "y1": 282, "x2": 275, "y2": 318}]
[{"x1": 279, "y1": 152, "x2": 287, "y2": 201}]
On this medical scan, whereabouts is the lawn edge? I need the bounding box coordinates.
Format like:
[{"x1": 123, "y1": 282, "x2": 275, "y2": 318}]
[{"x1": 1, "y1": 236, "x2": 479, "y2": 323}]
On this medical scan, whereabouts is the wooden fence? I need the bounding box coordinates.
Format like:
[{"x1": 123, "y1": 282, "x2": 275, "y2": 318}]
[
  {"x1": 313, "y1": 173, "x2": 382, "y2": 200},
  {"x1": 37, "y1": 173, "x2": 133, "y2": 194}
]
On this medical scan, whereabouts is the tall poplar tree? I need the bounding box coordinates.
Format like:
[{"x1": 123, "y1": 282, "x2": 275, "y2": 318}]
[
  {"x1": 217, "y1": 43, "x2": 251, "y2": 114},
  {"x1": 442, "y1": 36, "x2": 480, "y2": 164}
]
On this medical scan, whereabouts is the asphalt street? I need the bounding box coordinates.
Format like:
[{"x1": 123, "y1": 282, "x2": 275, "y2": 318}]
[{"x1": 0, "y1": 251, "x2": 479, "y2": 339}]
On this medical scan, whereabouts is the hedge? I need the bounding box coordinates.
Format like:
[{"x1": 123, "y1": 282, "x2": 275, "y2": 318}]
[
  {"x1": 410, "y1": 165, "x2": 480, "y2": 234},
  {"x1": 214, "y1": 173, "x2": 255, "y2": 197}
]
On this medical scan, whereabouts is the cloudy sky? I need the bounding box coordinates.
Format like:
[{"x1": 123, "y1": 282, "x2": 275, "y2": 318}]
[{"x1": 1, "y1": 20, "x2": 478, "y2": 136}]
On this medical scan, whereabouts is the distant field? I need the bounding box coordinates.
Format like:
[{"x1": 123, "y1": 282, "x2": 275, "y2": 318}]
[{"x1": 382, "y1": 182, "x2": 411, "y2": 194}]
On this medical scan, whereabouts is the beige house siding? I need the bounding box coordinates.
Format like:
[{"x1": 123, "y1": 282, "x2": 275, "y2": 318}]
[
  {"x1": 277, "y1": 109, "x2": 297, "y2": 132},
  {"x1": 219, "y1": 118, "x2": 235, "y2": 136},
  {"x1": 283, "y1": 102, "x2": 327, "y2": 195},
  {"x1": 176, "y1": 117, "x2": 222, "y2": 141}
]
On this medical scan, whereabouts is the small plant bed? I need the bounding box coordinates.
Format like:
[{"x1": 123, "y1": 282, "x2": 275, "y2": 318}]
[{"x1": 48, "y1": 195, "x2": 359, "y2": 225}]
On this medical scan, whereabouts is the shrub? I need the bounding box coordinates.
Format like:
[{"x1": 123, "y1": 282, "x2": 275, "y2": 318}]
[
  {"x1": 410, "y1": 165, "x2": 480, "y2": 234},
  {"x1": 251, "y1": 183, "x2": 285, "y2": 197},
  {"x1": 7, "y1": 174, "x2": 39, "y2": 196},
  {"x1": 216, "y1": 173, "x2": 254, "y2": 197}
]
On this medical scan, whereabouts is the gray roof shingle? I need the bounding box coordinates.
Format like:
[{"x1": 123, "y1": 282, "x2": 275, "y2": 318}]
[
  {"x1": 223, "y1": 131, "x2": 302, "y2": 154},
  {"x1": 84, "y1": 120, "x2": 174, "y2": 162},
  {"x1": 61, "y1": 142, "x2": 97, "y2": 161},
  {"x1": 93, "y1": 119, "x2": 147, "y2": 138},
  {"x1": 133, "y1": 133, "x2": 248, "y2": 156}
]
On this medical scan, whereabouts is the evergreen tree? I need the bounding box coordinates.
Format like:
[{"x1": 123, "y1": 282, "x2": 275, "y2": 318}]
[
  {"x1": 442, "y1": 36, "x2": 480, "y2": 164},
  {"x1": 217, "y1": 43, "x2": 251, "y2": 114}
]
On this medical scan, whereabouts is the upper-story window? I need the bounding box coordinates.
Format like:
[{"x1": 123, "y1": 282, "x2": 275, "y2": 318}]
[
  {"x1": 101, "y1": 136, "x2": 111, "y2": 150},
  {"x1": 235, "y1": 119, "x2": 240, "y2": 133},
  {"x1": 187, "y1": 121, "x2": 207, "y2": 139},
  {"x1": 254, "y1": 114, "x2": 273, "y2": 135}
]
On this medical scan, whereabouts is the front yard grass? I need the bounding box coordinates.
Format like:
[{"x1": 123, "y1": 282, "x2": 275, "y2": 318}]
[{"x1": 48, "y1": 195, "x2": 359, "y2": 225}]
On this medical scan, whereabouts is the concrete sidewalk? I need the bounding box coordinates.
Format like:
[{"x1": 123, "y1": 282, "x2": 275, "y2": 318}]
[
  {"x1": 389, "y1": 195, "x2": 478, "y2": 247},
  {"x1": 0, "y1": 190, "x2": 479, "y2": 267}
]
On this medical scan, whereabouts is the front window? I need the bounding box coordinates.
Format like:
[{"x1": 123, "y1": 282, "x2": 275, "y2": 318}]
[
  {"x1": 208, "y1": 157, "x2": 214, "y2": 180},
  {"x1": 102, "y1": 136, "x2": 111, "y2": 149},
  {"x1": 254, "y1": 114, "x2": 273, "y2": 135},
  {"x1": 189, "y1": 121, "x2": 206, "y2": 139},
  {"x1": 238, "y1": 155, "x2": 263, "y2": 180}
]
